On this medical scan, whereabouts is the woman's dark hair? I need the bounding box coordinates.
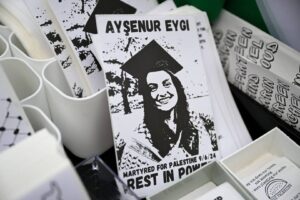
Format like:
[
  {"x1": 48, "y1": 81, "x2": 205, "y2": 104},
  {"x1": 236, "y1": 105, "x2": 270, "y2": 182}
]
[{"x1": 140, "y1": 69, "x2": 198, "y2": 158}]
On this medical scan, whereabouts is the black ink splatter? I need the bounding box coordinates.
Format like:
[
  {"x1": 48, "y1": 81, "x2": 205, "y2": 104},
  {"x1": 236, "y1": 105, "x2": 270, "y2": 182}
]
[
  {"x1": 61, "y1": 56, "x2": 72, "y2": 69},
  {"x1": 78, "y1": 50, "x2": 91, "y2": 61},
  {"x1": 75, "y1": 89, "x2": 83, "y2": 98},
  {"x1": 40, "y1": 20, "x2": 52, "y2": 27},
  {"x1": 66, "y1": 24, "x2": 85, "y2": 31},
  {"x1": 72, "y1": 83, "x2": 83, "y2": 98},
  {"x1": 198, "y1": 113, "x2": 218, "y2": 151},
  {"x1": 164, "y1": 45, "x2": 175, "y2": 50},
  {"x1": 124, "y1": 37, "x2": 132, "y2": 52},
  {"x1": 85, "y1": 64, "x2": 96, "y2": 75},
  {"x1": 85, "y1": 55, "x2": 102, "y2": 74},
  {"x1": 78, "y1": 50, "x2": 102, "y2": 72},
  {"x1": 71, "y1": 33, "x2": 92, "y2": 49},
  {"x1": 81, "y1": 0, "x2": 85, "y2": 13},
  {"x1": 54, "y1": 44, "x2": 65, "y2": 55},
  {"x1": 46, "y1": 32, "x2": 62, "y2": 44},
  {"x1": 91, "y1": 51, "x2": 102, "y2": 71},
  {"x1": 104, "y1": 59, "x2": 123, "y2": 65}
]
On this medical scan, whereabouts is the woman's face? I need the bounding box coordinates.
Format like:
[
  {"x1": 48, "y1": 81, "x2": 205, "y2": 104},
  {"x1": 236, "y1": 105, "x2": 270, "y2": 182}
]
[{"x1": 146, "y1": 71, "x2": 178, "y2": 111}]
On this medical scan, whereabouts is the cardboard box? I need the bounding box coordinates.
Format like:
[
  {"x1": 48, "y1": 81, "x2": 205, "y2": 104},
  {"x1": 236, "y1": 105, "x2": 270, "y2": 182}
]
[
  {"x1": 221, "y1": 127, "x2": 300, "y2": 199},
  {"x1": 149, "y1": 127, "x2": 300, "y2": 199},
  {"x1": 222, "y1": 127, "x2": 300, "y2": 175},
  {"x1": 148, "y1": 161, "x2": 254, "y2": 200}
]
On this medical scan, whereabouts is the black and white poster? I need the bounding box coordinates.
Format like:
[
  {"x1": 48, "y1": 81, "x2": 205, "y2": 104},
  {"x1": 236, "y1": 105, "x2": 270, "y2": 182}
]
[
  {"x1": 48, "y1": 0, "x2": 158, "y2": 93},
  {"x1": 92, "y1": 15, "x2": 219, "y2": 197},
  {"x1": 48, "y1": 0, "x2": 104, "y2": 93},
  {"x1": 84, "y1": 0, "x2": 137, "y2": 34},
  {"x1": 25, "y1": 0, "x2": 89, "y2": 98}
]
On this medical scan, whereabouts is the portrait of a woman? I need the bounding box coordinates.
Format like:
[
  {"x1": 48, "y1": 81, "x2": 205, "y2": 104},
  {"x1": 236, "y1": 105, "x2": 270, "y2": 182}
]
[{"x1": 117, "y1": 40, "x2": 215, "y2": 170}]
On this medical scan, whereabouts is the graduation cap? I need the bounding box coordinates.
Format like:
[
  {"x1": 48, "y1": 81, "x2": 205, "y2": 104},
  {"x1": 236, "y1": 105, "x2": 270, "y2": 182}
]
[
  {"x1": 84, "y1": 0, "x2": 137, "y2": 34},
  {"x1": 121, "y1": 40, "x2": 183, "y2": 81}
]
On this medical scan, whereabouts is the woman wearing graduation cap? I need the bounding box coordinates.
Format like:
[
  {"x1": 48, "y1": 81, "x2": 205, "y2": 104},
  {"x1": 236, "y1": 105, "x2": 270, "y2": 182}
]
[{"x1": 118, "y1": 40, "x2": 214, "y2": 170}]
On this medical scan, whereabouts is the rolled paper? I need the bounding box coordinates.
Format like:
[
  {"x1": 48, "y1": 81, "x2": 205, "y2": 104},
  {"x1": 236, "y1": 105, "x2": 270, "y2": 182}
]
[{"x1": 0, "y1": 0, "x2": 53, "y2": 59}]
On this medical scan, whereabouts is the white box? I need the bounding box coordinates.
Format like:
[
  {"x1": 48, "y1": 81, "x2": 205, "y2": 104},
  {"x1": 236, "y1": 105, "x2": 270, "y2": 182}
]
[
  {"x1": 222, "y1": 127, "x2": 300, "y2": 175},
  {"x1": 222, "y1": 127, "x2": 300, "y2": 199},
  {"x1": 148, "y1": 161, "x2": 254, "y2": 200}
]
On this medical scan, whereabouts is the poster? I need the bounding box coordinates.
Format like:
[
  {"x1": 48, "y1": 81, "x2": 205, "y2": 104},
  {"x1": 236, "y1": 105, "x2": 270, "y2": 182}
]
[{"x1": 92, "y1": 15, "x2": 219, "y2": 197}]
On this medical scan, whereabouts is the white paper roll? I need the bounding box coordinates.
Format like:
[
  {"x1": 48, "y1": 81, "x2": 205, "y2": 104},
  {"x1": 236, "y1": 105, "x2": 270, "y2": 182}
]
[
  {"x1": 8, "y1": 33, "x2": 55, "y2": 76},
  {"x1": 43, "y1": 60, "x2": 113, "y2": 158},
  {"x1": 0, "y1": 0, "x2": 53, "y2": 59}
]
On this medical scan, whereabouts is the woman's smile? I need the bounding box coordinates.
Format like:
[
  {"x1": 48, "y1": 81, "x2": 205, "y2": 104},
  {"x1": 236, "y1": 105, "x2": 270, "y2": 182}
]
[
  {"x1": 146, "y1": 71, "x2": 178, "y2": 111},
  {"x1": 157, "y1": 93, "x2": 174, "y2": 104}
]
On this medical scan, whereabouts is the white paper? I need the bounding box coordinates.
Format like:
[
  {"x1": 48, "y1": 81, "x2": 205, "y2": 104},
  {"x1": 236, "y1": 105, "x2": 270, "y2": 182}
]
[
  {"x1": 196, "y1": 182, "x2": 245, "y2": 200},
  {"x1": 93, "y1": 14, "x2": 219, "y2": 197},
  {"x1": 236, "y1": 153, "x2": 277, "y2": 179},
  {"x1": 214, "y1": 9, "x2": 300, "y2": 134},
  {"x1": 48, "y1": 0, "x2": 158, "y2": 94},
  {"x1": 47, "y1": 0, "x2": 105, "y2": 93},
  {"x1": 179, "y1": 182, "x2": 217, "y2": 200},
  {"x1": 228, "y1": 51, "x2": 300, "y2": 132},
  {"x1": 242, "y1": 157, "x2": 300, "y2": 200},
  {"x1": 213, "y1": 10, "x2": 300, "y2": 86},
  {"x1": 166, "y1": 6, "x2": 251, "y2": 157},
  {"x1": 25, "y1": 0, "x2": 91, "y2": 97},
  {"x1": 149, "y1": 4, "x2": 248, "y2": 157}
]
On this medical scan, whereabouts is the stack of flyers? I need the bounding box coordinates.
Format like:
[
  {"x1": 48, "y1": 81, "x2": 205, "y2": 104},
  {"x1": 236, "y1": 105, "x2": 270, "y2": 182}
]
[{"x1": 91, "y1": 7, "x2": 220, "y2": 197}]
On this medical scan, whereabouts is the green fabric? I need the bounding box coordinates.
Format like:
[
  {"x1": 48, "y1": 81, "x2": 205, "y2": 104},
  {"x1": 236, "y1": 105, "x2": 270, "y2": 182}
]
[
  {"x1": 185, "y1": 0, "x2": 225, "y2": 22},
  {"x1": 224, "y1": 0, "x2": 269, "y2": 32},
  {"x1": 158, "y1": 0, "x2": 225, "y2": 22}
]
